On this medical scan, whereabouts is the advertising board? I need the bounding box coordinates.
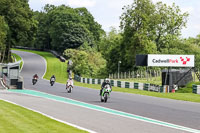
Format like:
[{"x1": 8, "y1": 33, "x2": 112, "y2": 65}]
[{"x1": 148, "y1": 54, "x2": 194, "y2": 67}]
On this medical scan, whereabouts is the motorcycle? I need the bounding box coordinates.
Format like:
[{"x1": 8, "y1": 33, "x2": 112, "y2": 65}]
[
  {"x1": 50, "y1": 80, "x2": 55, "y2": 86},
  {"x1": 100, "y1": 85, "x2": 112, "y2": 103},
  {"x1": 50, "y1": 78, "x2": 55, "y2": 86},
  {"x1": 66, "y1": 84, "x2": 73, "y2": 93},
  {"x1": 32, "y1": 78, "x2": 37, "y2": 85}
]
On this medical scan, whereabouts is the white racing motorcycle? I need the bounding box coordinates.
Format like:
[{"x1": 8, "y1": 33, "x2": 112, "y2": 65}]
[
  {"x1": 100, "y1": 84, "x2": 112, "y2": 103},
  {"x1": 66, "y1": 84, "x2": 73, "y2": 93}
]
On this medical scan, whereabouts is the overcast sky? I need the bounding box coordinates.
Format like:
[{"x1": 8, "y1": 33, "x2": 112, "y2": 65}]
[{"x1": 29, "y1": 0, "x2": 200, "y2": 38}]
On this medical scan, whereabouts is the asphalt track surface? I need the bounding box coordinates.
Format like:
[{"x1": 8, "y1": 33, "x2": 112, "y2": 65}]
[{"x1": 2, "y1": 50, "x2": 199, "y2": 132}]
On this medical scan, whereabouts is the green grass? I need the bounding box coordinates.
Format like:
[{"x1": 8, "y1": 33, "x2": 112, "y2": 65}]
[
  {"x1": 12, "y1": 48, "x2": 200, "y2": 103},
  {"x1": 115, "y1": 72, "x2": 199, "y2": 86},
  {"x1": 118, "y1": 77, "x2": 162, "y2": 85},
  {"x1": 0, "y1": 100, "x2": 87, "y2": 133},
  {"x1": 12, "y1": 53, "x2": 23, "y2": 69},
  {"x1": 12, "y1": 48, "x2": 68, "y2": 83},
  {"x1": 75, "y1": 81, "x2": 200, "y2": 103},
  {"x1": 176, "y1": 81, "x2": 200, "y2": 93}
]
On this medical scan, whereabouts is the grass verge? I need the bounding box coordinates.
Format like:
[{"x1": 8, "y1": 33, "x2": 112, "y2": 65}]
[
  {"x1": 75, "y1": 82, "x2": 200, "y2": 103},
  {"x1": 119, "y1": 77, "x2": 162, "y2": 85},
  {"x1": 11, "y1": 53, "x2": 23, "y2": 69},
  {"x1": 176, "y1": 81, "x2": 200, "y2": 93},
  {"x1": 0, "y1": 100, "x2": 87, "y2": 133},
  {"x1": 12, "y1": 48, "x2": 68, "y2": 83},
  {"x1": 12, "y1": 48, "x2": 200, "y2": 103}
]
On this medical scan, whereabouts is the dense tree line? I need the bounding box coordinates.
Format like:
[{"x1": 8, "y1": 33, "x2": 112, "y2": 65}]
[
  {"x1": 64, "y1": 48, "x2": 106, "y2": 78},
  {"x1": 34, "y1": 4, "x2": 104, "y2": 53},
  {"x1": 0, "y1": 0, "x2": 37, "y2": 63},
  {"x1": 99, "y1": 0, "x2": 200, "y2": 74},
  {"x1": 1, "y1": 0, "x2": 200, "y2": 78},
  {"x1": 0, "y1": 16, "x2": 8, "y2": 62}
]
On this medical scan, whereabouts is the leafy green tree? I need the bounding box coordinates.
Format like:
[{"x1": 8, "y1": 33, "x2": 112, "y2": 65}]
[
  {"x1": 33, "y1": 11, "x2": 49, "y2": 49},
  {"x1": 119, "y1": 0, "x2": 188, "y2": 71},
  {"x1": 99, "y1": 27, "x2": 121, "y2": 58},
  {"x1": 0, "y1": 16, "x2": 8, "y2": 63},
  {"x1": 183, "y1": 36, "x2": 200, "y2": 68},
  {"x1": 120, "y1": 0, "x2": 157, "y2": 71},
  {"x1": 186, "y1": 34, "x2": 200, "y2": 47},
  {"x1": 34, "y1": 5, "x2": 104, "y2": 53},
  {"x1": 154, "y1": 2, "x2": 189, "y2": 52},
  {"x1": 0, "y1": 0, "x2": 37, "y2": 62},
  {"x1": 75, "y1": 7, "x2": 104, "y2": 49},
  {"x1": 99, "y1": 27, "x2": 122, "y2": 73},
  {"x1": 64, "y1": 49, "x2": 106, "y2": 78}
]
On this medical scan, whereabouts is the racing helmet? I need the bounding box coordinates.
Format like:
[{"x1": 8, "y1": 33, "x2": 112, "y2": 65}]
[{"x1": 105, "y1": 78, "x2": 109, "y2": 83}]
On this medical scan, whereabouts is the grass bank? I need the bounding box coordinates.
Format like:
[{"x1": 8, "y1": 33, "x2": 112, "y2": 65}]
[
  {"x1": 12, "y1": 48, "x2": 68, "y2": 83},
  {"x1": 119, "y1": 77, "x2": 162, "y2": 85},
  {"x1": 11, "y1": 53, "x2": 23, "y2": 69},
  {"x1": 13, "y1": 48, "x2": 200, "y2": 103},
  {"x1": 0, "y1": 100, "x2": 87, "y2": 133},
  {"x1": 75, "y1": 82, "x2": 200, "y2": 103}
]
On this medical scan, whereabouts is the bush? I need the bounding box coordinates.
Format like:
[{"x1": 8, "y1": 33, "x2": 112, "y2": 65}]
[
  {"x1": 176, "y1": 81, "x2": 200, "y2": 93},
  {"x1": 64, "y1": 49, "x2": 107, "y2": 78}
]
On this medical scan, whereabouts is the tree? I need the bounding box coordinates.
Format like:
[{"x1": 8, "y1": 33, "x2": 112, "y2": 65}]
[
  {"x1": 154, "y1": 2, "x2": 189, "y2": 52},
  {"x1": 0, "y1": 0, "x2": 37, "y2": 62},
  {"x1": 75, "y1": 7, "x2": 104, "y2": 49},
  {"x1": 48, "y1": 5, "x2": 89, "y2": 52},
  {"x1": 119, "y1": 0, "x2": 188, "y2": 71},
  {"x1": 64, "y1": 49, "x2": 106, "y2": 78},
  {"x1": 98, "y1": 27, "x2": 122, "y2": 73},
  {"x1": 0, "y1": 16, "x2": 8, "y2": 63},
  {"x1": 120, "y1": 0, "x2": 157, "y2": 71},
  {"x1": 33, "y1": 5, "x2": 104, "y2": 53},
  {"x1": 33, "y1": 11, "x2": 50, "y2": 49}
]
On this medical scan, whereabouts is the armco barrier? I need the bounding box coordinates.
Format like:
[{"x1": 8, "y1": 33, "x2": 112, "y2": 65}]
[
  {"x1": 138, "y1": 83, "x2": 144, "y2": 90},
  {"x1": 160, "y1": 86, "x2": 163, "y2": 93},
  {"x1": 111, "y1": 80, "x2": 114, "y2": 86},
  {"x1": 130, "y1": 82, "x2": 134, "y2": 89},
  {"x1": 144, "y1": 83, "x2": 149, "y2": 91},
  {"x1": 117, "y1": 81, "x2": 121, "y2": 87},
  {"x1": 192, "y1": 85, "x2": 200, "y2": 94},
  {"x1": 74, "y1": 75, "x2": 164, "y2": 93},
  {"x1": 192, "y1": 85, "x2": 197, "y2": 94},
  {"x1": 121, "y1": 81, "x2": 125, "y2": 88},
  {"x1": 114, "y1": 80, "x2": 117, "y2": 87},
  {"x1": 98, "y1": 79, "x2": 101, "y2": 84},
  {"x1": 92, "y1": 79, "x2": 95, "y2": 84},
  {"x1": 125, "y1": 82, "x2": 130, "y2": 88},
  {"x1": 149, "y1": 84, "x2": 160, "y2": 92},
  {"x1": 134, "y1": 83, "x2": 138, "y2": 89}
]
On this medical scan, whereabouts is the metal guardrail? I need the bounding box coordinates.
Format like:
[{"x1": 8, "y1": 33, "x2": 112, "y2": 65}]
[
  {"x1": 74, "y1": 75, "x2": 164, "y2": 93},
  {"x1": 192, "y1": 85, "x2": 200, "y2": 94},
  {"x1": 14, "y1": 46, "x2": 66, "y2": 62}
]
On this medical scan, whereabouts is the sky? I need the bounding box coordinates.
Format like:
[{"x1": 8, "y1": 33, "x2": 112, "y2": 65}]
[{"x1": 29, "y1": 0, "x2": 200, "y2": 38}]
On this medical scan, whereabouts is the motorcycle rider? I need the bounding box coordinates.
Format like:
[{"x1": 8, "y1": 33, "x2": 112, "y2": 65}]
[
  {"x1": 33, "y1": 74, "x2": 39, "y2": 80},
  {"x1": 66, "y1": 77, "x2": 73, "y2": 89},
  {"x1": 32, "y1": 74, "x2": 39, "y2": 84},
  {"x1": 50, "y1": 75, "x2": 56, "y2": 83},
  {"x1": 100, "y1": 78, "x2": 112, "y2": 95}
]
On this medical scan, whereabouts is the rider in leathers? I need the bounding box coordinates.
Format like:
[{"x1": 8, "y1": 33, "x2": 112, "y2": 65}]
[{"x1": 100, "y1": 78, "x2": 112, "y2": 95}]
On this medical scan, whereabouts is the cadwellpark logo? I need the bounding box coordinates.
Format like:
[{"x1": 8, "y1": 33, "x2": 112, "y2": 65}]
[
  {"x1": 152, "y1": 57, "x2": 191, "y2": 65},
  {"x1": 180, "y1": 57, "x2": 190, "y2": 65}
]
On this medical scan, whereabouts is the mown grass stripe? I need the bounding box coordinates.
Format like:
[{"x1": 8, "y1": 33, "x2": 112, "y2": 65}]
[{"x1": 8, "y1": 89, "x2": 200, "y2": 133}]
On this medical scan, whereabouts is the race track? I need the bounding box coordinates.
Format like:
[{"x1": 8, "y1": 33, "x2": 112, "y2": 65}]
[{"x1": 2, "y1": 50, "x2": 199, "y2": 133}]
